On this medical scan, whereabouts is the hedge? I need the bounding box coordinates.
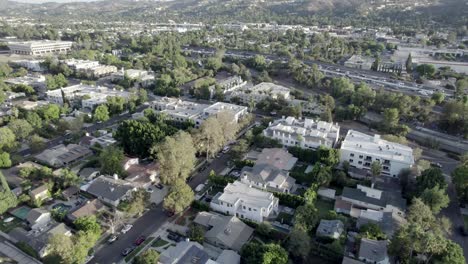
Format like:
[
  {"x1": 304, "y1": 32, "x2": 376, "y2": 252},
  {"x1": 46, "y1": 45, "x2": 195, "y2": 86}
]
[
  {"x1": 192, "y1": 200, "x2": 210, "y2": 211},
  {"x1": 273, "y1": 192, "x2": 305, "y2": 209}
]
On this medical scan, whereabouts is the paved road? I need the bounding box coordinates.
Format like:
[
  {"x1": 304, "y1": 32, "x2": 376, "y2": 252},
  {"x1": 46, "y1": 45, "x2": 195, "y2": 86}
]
[{"x1": 90, "y1": 206, "x2": 169, "y2": 264}]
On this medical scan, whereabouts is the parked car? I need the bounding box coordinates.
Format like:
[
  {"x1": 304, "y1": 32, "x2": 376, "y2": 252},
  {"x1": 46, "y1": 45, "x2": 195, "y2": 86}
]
[
  {"x1": 108, "y1": 234, "x2": 118, "y2": 243},
  {"x1": 198, "y1": 166, "x2": 208, "y2": 172},
  {"x1": 155, "y1": 183, "x2": 164, "y2": 189},
  {"x1": 121, "y1": 246, "x2": 136, "y2": 256},
  {"x1": 167, "y1": 232, "x2": 184, "y2": 242},
  {"x1": 121, "y1": 224, "x2": 133, "y2": 234},
  {"x1": 460, "y1": 226, "x2": 468, "y2": 237},
  {"x1": 134, "y1": 236, "x2": 146, "y2": 246},
  {"x1": 146, "y1": 187, "x2": 154, "y2": 193}
]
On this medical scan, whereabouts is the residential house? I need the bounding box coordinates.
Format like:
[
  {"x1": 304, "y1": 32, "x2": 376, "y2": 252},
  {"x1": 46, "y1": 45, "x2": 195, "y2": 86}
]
[
  {"x1": 82, "y1": 175, "x2": 135, "y2": 207},
  {"x1": 30, "y1": 184, "x2": 49, "y2": 202},
  {"x1": 356, "y1": 209, "x2": 405, "y2": 238},
  {"x1": 124, "y1": 160, "x2": 159, "y2": 188},
  {"x1": 210, "y1": 181, "x2": 279, "y2": 223},
  {"x1": 193, "y1": 211, "x2": 253, "y2": 252},
  {"x1": 358, "y1": 238, "x2": 389, "y2": 264},
  {"x1": 111, "y1": 68, "x2": 155, "y2": 88},
  {"x1": 240, "y1": 164, "x2": 296, "y2": 193},
  {"x1": 62, "y1": 186, "x2": 80, "y2": 201},
  {"x1": 255, "y1": 148, "x2": 297, "y2": 171},
  {"x1": 159, "y1": 241, "x2": 240, "y2": 264},
  {"x1": 34, "y1": 144, "x2": 92, "y2": 168},
  {"x1": 10, "y1": 223, "x2": 72, "y2": 258},
  {"x1": 335, "y1": 185, "x2": 406, "y2": 217},
  {"x1": 26, "y1": 208, "x2": 51, "y2": 230},
  {"x1": 340, "y1": 130, "x2": 414, "y2": 178},
  {"x1": 316, "y1": 219, "x2": 344, "y2": 239},
  {"x1": 263, "y1": 117, "x2": 340, "y2": 149},
  {"x1": 67, "y1": 199, "x2": 105, "y2": 222}
]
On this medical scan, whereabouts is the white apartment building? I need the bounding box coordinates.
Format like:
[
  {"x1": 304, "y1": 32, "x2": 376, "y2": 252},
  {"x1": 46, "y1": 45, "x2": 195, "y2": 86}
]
[
  {"x1": 150, "y1": 97, "x2": 248, "y2": 128},
  {"x1": 209, "y1": 76, "x2": 247, "y2": 98},
  {"x1": 111, "y1": 69, "x2": 155, "y2": 88},
  {"x1": 46, "y1": 84, "x2": 130, "y2": 109},
  {"x1": 63, "y1": 59, "x2": 117, "y2": 78},
  {"x1": 228, "y1": 82, "x2": 291, "y2": 104},
  {"x1": 340, "y1": 130, "x2": 414, "y2": 178},
  {"x1": 263, "y1": 117, "x2": 340, "y2": 149},
  {"x1": 4, "y1": 74, "x2": 46, "y2": 92},
  {"x1": 210, "y1": 181, "x2": 279, "y2": 223},
  {"x1": 8, "y1": 40, "x2": 73, "y2": 56}
]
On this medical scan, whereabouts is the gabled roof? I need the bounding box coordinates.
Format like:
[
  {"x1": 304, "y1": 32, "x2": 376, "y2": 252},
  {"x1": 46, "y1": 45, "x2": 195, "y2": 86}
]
[
  {"x1": 30, "y1": 185, "x2": 48, "y2": 197},
  {"x1": 194, "y1": 212, "x2": 253, "y2": 251},
  {"x1": 342, "y1": 186, "x2": 406, "y2": 212},
  {"x1": 84, "y1": 176, "x2": 133, "y2": 203},
  {"x1": 69, "y1": 199, "x2": 104, "y2": 220},
  {"x1": 256, "y1": 148, "x2": 297, "y2": 171},
  {"x1": 359, "y1": 238, "x2": 388, "y2": 263},
  {"x1": 26, "y1": 208, "x2": 49, "y2": 224}
]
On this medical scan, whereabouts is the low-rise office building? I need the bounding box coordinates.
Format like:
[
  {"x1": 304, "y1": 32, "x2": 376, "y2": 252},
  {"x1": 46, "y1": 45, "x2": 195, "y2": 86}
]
[
  {"x1": 228, "y1": 82, "x2": 291, "y2": 104},
  {"x1": 150, "y1": 97, "x2": 247, "y2": 128},
  {"x1": 344, "y1": 55, "x2": 373, "y2": 70},
  {"x1": 8, "y1": 40, "x2": 73, "y2": 56},
  {"x1": 340, "y1": 130, "x2": 414, "y2": 178},
  {"x1": 46, "y1": 84, "x2": 130, "y2": 109},
  {"x1": 63, "y1": 59, "x2": 118, "y2": 78},
  {"x1": 210, "y1": 181, "x2": 279, "y2": 223},
  {"x1": 263, "y1": 116, "x2": 340, "y2": 149},
  {"x1": 111, "y1": 69, "x2": 155, "y2": 88}
]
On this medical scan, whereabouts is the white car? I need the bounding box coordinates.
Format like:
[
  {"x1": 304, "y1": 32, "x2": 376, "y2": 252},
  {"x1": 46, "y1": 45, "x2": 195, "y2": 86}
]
[{"x1": 121, "y1": 224, "x2": 133, "y2": 234}]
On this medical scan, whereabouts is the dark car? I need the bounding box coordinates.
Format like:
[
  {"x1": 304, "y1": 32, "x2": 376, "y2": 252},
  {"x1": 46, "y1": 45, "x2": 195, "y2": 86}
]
[
  {"x1": 460, "y1": 226, "x2": 468, "y2": 237},
  {"x1": 198, "y1": 166, "x2": 208, "y2": 172},
  {"x1": 167, "y1": 232, "x2": 184, "y2": 242},
  {"x1": 135, "y1": 236, "x2": 146, "y2": 246},
  {"x1": 121, "y1": 246, "x2": 135, "y2": 256},
  {"x1": 155, "y1": 183, "x2": 164, "y2": 189}
]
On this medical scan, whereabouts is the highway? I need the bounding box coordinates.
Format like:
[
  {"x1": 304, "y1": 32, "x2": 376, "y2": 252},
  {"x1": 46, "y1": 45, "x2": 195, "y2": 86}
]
[{"x1": 183, "y1": 47, "x2": 453, "y2": 98}]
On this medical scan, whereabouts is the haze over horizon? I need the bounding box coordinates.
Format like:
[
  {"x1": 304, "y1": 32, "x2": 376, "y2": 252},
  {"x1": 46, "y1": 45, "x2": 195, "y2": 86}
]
[{"x1": 13, "y1": 0, "x2": 102, "y2": 3}]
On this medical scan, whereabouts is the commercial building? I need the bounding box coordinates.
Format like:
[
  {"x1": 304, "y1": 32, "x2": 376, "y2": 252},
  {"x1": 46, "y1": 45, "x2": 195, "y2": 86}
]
[
  {"x1": 111, "y1": 69, "x2": 155, "y2": 88},
  {"x1": 228, "y1": 82, "x2": 291, "y2": 104},
  {"x1": 344, "y1": 55, "x2": 374, "y2": 70},
  {"x1": 7, "y1": 40, "x2": 73, "y2": 56},
  {"x1": 263, "y1": 117, "x2": 340, "y2": 149},
  {"x1": 46, "y1": 84, "x2": 130, "y2": 109},
  {"x1": 210, "y1": 181, "x2": 279, "y2": 223},
  {"x1": 340, "y1": 130, "x2": 414, "y2": 178},
  {"x1": 10, "y1": 59, "x2": 45, "y2": 71},
  {"x1": 4, "y1": 75, "x2": 46, "y2": 93},
  {"x1": 63, "y1": 59, "x2": 118, "y2": 78},
  {"x1": 151, "y1": 97, "x2": 248, "y2": 128}
]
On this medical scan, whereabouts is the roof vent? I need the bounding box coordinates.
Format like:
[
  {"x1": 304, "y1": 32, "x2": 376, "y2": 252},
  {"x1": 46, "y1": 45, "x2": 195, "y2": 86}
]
[{"x1": 224, "y1": 227, "x2": 232, "y2": 235}]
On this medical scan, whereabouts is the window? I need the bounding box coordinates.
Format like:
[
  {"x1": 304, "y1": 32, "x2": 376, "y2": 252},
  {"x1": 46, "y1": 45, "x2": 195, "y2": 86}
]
[
  {"x1": 359, "y1": 155, "x2": 363, "y2": 159},
  {"x1": 358, "y1": 161, "x2": 362, "y2": 165},
  {"x1": 243, "y1": 206, "x2": 246, "y2": 209},
  {"x1": 249, "y1": 208, "x2": 251, "y2": 211},
  {"x1": 350, "y1": 153, "x2": 355, "y2": 157},
  {"x1": 349, "y1": 159, "x2": 354, "y2": 163}
]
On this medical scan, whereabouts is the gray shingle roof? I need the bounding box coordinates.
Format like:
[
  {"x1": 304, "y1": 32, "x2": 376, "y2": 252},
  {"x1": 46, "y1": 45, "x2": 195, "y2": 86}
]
[
  {"x1": 342, "y1": 187, "x2": 406, "y2": 212},
  {"x1": 85, "y1": 176, "x2": 133, "y2": 202},
  {"x1": 359, "y1": 238, "x2": 388, "y2": 263}
]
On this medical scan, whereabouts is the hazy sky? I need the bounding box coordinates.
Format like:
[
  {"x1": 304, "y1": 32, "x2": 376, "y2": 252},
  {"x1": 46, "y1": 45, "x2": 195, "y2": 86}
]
[{"x1": 13, "y1": 0, "x2": 102, "y2": 3}]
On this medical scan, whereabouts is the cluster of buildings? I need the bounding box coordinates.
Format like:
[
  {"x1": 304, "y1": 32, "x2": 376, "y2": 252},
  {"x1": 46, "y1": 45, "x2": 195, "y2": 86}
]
[
  {"x1": 150, "y1": 96, "x2": 248, "y2": 128},
  {"x1": 45, "y1": 84, "x2": 131, "y2": 110},
  {"x1": 62, "y1": 59, "x2": 117, "y2": 78}
]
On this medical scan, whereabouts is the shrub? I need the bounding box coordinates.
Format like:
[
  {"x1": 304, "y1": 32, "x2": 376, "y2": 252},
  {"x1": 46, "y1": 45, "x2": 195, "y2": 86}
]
[
  {"x1": 192, "y1": 200, "x2": 210, "y2": 211},
  {"x1": 273, "y1": 192, "x2": 305, "y2": 208}
]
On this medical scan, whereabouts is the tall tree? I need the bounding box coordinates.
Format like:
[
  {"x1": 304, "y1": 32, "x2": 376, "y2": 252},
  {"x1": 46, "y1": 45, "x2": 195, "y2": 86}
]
[
  {"x1": 153, "y1": 131, "x2": 196, "y2": 185},
  {"x1": 405, "y1": 53, "x2": 413, "y2": 73},
  {"x1": 134, "y1": 249, "x2": 160, "y2": 264},
  {"x1": 420, "y1": 185, "x2": 450, "y2": 214},
  {"x1": 194, "y1": 117, "x2": 224, "y2": 159},
  {"x1": 163, "y1": 179, "x2": 194, "y2": 214},
  {"x1": 0, "y1": 171, "x2": 17, "y2": 214},
  {"x1": 99, "y1": 146, "x2": 125, "y2": 177},
  {"x1": 93, "y1": 105, "x2": 110, "y2": 122}
]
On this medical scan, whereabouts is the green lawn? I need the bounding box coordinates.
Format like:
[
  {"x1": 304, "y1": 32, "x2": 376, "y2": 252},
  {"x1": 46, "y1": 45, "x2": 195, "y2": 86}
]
[
  {"x1": 124, "y1": 237, "x2": 155, "y2": 262},
  {"x1": 316, "y1": 199, "x2": 334, "y2": 218},
  {"x1": 0, "y1": 218, "x2": 23, "y2": 233},
  {"x1": 152, "y1": 238, "x2": 169, "y2": 248}
]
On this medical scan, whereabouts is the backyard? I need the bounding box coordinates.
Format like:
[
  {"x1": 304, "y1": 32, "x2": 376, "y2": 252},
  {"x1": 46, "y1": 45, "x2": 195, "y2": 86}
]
[{"x1": 316, "y1": 199, "x2": 334, "y2": 219}]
